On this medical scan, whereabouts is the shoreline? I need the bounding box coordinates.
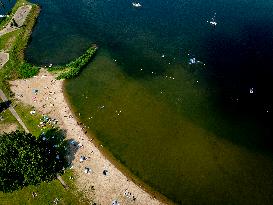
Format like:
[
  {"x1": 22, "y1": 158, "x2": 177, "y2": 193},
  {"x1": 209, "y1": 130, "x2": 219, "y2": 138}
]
[
  {"x1": 63, "y1": 83, "x2": 173, "y2": 205},
  {"x1": 10, "y1": 69, "x2": 171, "y2": 205}
]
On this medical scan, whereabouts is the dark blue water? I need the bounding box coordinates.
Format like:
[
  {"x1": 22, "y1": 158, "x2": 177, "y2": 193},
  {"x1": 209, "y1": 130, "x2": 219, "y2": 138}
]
[
  {"x1": 0, "y1": 0, "x2": 15, "y2": 16},
  {"x1": 25, "y1": 0, "x2": 273, "y2": 203}
]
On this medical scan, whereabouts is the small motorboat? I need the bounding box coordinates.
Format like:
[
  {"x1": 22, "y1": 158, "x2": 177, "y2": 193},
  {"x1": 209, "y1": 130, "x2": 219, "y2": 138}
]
[{"x1": 132, "y1": 2, "x2": 142, "y2": 8}]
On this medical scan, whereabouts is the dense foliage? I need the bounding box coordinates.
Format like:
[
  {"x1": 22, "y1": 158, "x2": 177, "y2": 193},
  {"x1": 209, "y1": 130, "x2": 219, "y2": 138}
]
[
  {"x1": 18, "y1": 62, "x2": 40, "y2": 78},
  {"x1": 49, "y1": 45, "x2": 97, "y2": 79},
  {"x1": 0, "y1": 129, "x2": 68, "y2": 192}
]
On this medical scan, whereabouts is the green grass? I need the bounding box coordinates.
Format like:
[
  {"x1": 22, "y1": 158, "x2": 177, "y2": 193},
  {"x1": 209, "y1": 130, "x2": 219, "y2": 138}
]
[
  {"x1": 0, "y1": 100, "x2": 20, "y2": 129},
  {"x1": 0, "y1": 30, "x2": 19, "y2": 50},
  {"x1": 13, "y1": 102, "x2": 56, "y2": 137},
  {"x1": 0, "y1": 109, "x2": 17, "y2": 125},
  {"x1": 0, "y1": 170, "x2": 90, "y2": 205},
  {"x1": 0, "y1": 91, "x2": 54, "y2": 137}
]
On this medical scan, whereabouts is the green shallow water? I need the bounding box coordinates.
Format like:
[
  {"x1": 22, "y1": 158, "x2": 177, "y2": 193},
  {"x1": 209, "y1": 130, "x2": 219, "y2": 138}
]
[{"x1": 65, "y1": 50, "x2": 273, "y2": 204}]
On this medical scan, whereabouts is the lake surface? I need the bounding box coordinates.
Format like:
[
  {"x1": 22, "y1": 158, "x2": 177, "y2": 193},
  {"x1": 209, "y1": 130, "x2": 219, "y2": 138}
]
[
  {"x1": 0, "y1": 0, "x2": 15, "y2": 16},
  {"x1": 25, "y1": 0, "x2": 273, "y2": 204}
]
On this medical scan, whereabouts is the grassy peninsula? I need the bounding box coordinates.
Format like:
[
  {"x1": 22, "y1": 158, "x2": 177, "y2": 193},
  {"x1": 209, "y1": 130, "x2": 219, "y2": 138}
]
[
  {"x1": 48, "y1": 45, "x2": 97, "y2": 79},
  {"x1": 0, "y1": 0, "x2": 40, "y2": 93}
]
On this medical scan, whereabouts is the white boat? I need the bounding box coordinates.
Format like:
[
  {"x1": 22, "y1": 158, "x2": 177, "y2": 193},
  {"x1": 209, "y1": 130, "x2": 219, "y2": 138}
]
[
  {"x1": 132, "y1": 2, "x2": 142, "y2": 8},
  {"x1": 189, "y1": 58, "x2": 196, "y2": 65},
  {"x1": 0, "y1": 15, "x2": 7, "y2": 18},
  {"x1": 209, "y1": 21, "x2": 217, "y2": 26}
]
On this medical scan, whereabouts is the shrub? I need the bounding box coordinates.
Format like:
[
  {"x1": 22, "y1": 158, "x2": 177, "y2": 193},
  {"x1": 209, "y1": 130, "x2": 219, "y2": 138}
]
[{"x1": 18, "y1": 62, "x2": 40, "y2": 78}]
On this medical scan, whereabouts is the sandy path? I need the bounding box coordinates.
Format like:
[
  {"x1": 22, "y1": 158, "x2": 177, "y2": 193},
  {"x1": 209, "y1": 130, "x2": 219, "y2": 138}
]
[
  {"x1": 0, "y1": 52, "x2": 9, "y2": 68},
  {"x1": 0, "y1": 5, "x2": 32, "y2": 37},
  {"x1": 0, "y1": 123, "x2": 18, "y2": 134},
  {"x1": 10, "y1": 69, "x2": 166, "y2": 205}
]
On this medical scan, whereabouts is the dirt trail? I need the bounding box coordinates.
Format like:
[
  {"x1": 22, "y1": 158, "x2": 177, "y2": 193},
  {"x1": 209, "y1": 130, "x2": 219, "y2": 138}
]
[{"x1": 0, "y1": 52, "x2": 9, "y2": 68}]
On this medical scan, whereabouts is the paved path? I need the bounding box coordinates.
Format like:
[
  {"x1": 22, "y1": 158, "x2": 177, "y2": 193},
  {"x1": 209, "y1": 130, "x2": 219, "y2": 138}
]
[{"x1": 0, "y1": 89, "x2": 29, "y2": 133}]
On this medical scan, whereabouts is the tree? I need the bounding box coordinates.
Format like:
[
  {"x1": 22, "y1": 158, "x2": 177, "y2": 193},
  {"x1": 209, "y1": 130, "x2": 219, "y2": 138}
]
[{"x1": 0, "y1": 129, "x2": 68, "y2": 192}]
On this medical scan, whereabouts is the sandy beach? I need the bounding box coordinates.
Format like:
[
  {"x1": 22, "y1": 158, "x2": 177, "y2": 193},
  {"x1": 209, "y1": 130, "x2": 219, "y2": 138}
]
[{"x1": 10, "y1": 69, "x2": 166, "y2": 205}]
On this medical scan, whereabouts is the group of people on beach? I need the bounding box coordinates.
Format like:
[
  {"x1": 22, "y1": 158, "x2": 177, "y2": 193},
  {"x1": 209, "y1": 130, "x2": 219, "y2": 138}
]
[{"x1": 124, "y1": 189, "x2": 137, "y2": 202}]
